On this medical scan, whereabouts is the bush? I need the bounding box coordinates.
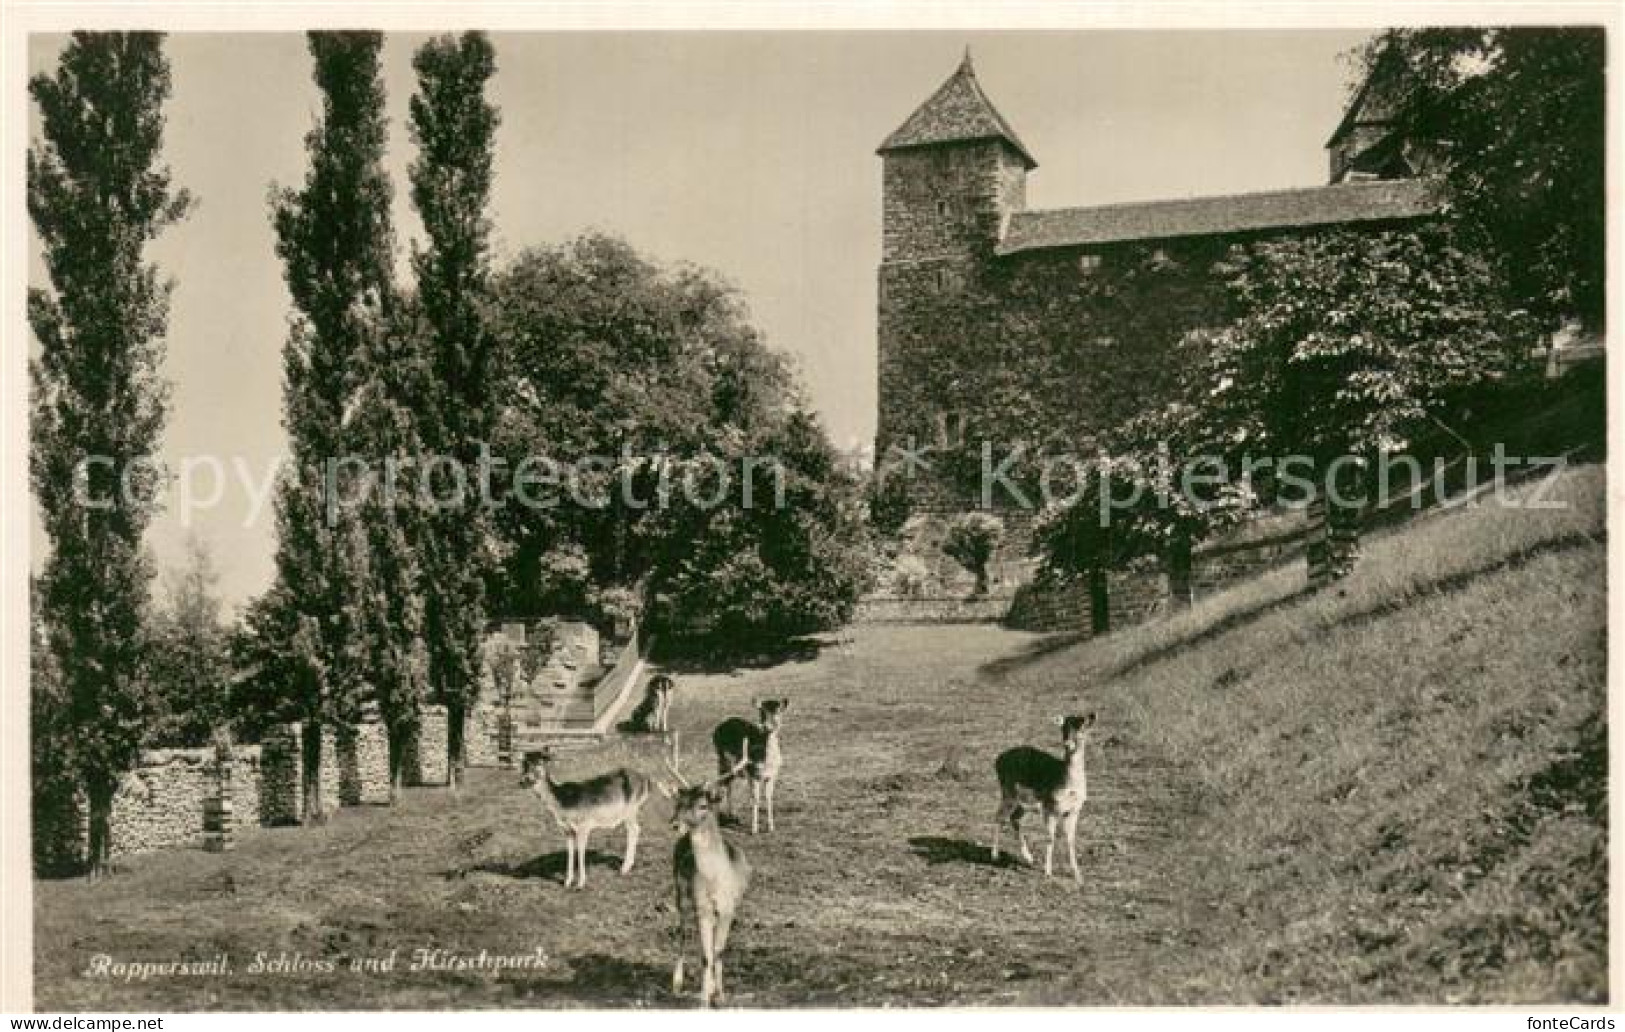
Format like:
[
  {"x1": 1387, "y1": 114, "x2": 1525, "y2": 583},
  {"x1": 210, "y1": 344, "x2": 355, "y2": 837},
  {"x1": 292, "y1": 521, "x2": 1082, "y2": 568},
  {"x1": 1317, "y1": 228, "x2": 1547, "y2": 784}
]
[{"x1": 942, "y1": 513, "x2": 1005, "y2": 597}]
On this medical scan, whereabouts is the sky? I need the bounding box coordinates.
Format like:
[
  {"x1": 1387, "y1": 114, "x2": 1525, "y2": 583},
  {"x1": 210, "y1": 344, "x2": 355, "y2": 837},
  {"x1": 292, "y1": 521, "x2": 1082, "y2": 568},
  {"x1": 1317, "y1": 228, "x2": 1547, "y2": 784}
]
[{"x1": 26, "y1": 29, "x2": 1373, "y2": 611}]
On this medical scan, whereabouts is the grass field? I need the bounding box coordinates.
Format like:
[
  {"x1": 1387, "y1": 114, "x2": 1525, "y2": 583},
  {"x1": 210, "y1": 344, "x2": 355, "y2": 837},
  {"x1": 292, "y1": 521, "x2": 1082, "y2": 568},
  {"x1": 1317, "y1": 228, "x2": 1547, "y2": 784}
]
[{"x1": 33, "y1": 464, "x2": 1606, "y2": 1008}]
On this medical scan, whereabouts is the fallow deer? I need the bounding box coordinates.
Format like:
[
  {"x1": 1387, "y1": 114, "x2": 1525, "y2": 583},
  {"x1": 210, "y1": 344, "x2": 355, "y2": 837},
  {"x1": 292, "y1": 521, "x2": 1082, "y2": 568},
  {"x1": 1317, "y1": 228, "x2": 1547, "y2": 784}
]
[
  {"x1": 711, "y1": 697, "x2": 789, "y2": 834},
  {"x1": 991, "y1": 712, "x2": 1096, "y2": 884},
  {"x1": 520, "y1": 747, "x2": 651, "y2": 889},
  {"x1": 626, "y1": 674, "x2": 676, "y2": 734},
  {"x1": 657, "y1": 735, "x2": 752, "y2": 1007}
]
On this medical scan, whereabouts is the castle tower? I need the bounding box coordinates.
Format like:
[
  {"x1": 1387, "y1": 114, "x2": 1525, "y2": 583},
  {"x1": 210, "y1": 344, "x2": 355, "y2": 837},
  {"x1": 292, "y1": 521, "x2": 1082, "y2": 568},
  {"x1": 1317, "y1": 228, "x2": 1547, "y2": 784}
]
[{"x1": 875, "y1": 52, "x2": 1035, "y2": 461}]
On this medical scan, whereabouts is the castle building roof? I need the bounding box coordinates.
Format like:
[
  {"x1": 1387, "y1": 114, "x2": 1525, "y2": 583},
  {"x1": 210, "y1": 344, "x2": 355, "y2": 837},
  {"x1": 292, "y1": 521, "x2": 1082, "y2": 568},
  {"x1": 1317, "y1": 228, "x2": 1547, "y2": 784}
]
[
  {"x1": 996, "y1": 176, "x2": 1444, "y2": 255},
  {"x1": 878, "y1": 52, "x2": 1038, "y2": 169}
]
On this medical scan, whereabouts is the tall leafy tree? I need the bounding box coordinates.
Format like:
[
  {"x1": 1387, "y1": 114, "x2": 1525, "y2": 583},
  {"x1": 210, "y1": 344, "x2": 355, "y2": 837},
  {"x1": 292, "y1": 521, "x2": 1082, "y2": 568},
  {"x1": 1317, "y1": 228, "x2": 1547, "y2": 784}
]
[
  {"x1": 1200, "y1": 224, "x2": 1532, "y2": 581},
  {"x1": 1362, "y1": 28, "x2": 1606, "y2": 331},
  {"x1": 346, "y1": 303, "x2": 434, "y2": 791},
  {"x1": 487, "y1": 233, "x2": 867, "y2": 642},
  {"x1": 144, "y1": 534, "x2": 232, "y2": 747},
  {"x1": 408, "y1": 31, "x2": 500, "y2": 786},
  {"x1": 261, "y1": 31, "x2": 398, "y2": 819},
  {"x1": 29, "y1": 31, "x2": 192, "y2": 875}
]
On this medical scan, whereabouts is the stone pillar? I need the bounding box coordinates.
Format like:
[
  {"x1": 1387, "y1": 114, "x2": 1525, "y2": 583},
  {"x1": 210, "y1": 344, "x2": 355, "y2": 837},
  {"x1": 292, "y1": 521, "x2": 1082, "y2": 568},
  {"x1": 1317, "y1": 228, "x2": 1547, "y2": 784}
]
[
  {"x1": 349, "y1": 719, "x2": 391, "y2": 804},
  {"x1": 404, "y1": 705, "x2": 450, "y2": 786},
  {"x1": 318, "y1": 726, "x2": 341, "y2": 812},
  {"x1": 203, "y1": 745, "x2": 236, "y2": 852},
  {"x1": 260, "y1": 723, "x2": 304, "y2": 826}
]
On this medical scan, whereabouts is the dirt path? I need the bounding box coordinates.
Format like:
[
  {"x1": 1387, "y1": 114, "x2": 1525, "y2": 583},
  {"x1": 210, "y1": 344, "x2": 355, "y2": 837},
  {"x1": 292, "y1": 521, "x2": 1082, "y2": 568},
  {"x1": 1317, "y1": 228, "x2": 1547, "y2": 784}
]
[{"x1": 35, "y1": 623, "x2": 1218, "y2": 1009}]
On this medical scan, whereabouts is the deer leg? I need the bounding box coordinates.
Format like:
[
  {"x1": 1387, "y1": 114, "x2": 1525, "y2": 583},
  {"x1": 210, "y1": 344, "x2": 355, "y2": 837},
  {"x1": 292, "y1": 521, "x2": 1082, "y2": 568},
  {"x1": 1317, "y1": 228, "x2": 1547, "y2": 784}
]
[
  {"x1": 1013, "y1": 808, "x2": 1034, "y2": 865},
  {"x1": 563, "y1": 831, "x2": 576, "y2": 887},
  {"x1": 697, "y1": 911, "x2": 718, "y2": 1006},
  {"x1": 749, "y1": 779, "x2": 763, "y2": 835},
  {"x1": 672, "y1": 881, "x2": 692, "y2": 994},
  {"x1": 713, "y1": 903, "x2": 737, "y2": 1003},
  {"x1": 1043, "y1": 811, "x2": 1059, "y2": 878},
  {"x1": 765, "y1": 777, "x2": 777, "y2": 832},
  {"x1": 1065, "y1": 809, "x2": 1082, "y2": 885},
  {"x1": 992, "y1": 797, "x2": 1013, "y2": 861},
  {"x1": 576, "y1": 828, "x2": 592, "y2": 888},
  {"x1": 622, "y1": 819, "x2": 639, "y2": 874}
]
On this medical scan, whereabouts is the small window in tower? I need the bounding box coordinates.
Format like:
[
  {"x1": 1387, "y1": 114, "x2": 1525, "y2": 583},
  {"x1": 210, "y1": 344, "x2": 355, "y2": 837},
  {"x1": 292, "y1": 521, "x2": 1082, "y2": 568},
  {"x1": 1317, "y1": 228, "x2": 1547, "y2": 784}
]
[
  {"x1": 936, "y1": 198, "x2": 951, "y2": 217},
  {"x1": 1078, "y1": 253, "x2": 1103, "y2": 276}
]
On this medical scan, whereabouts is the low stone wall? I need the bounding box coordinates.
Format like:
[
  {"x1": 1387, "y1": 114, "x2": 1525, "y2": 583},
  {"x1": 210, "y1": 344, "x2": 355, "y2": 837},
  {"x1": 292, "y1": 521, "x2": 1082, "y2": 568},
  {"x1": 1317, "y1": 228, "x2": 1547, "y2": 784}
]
[
  {"x1": 29, "y1": 745, "x2": 270, "y2": 864},
  {"x1": 1004, "y1": 523, "x2": 1309, "y2": 634},
  {"x1": 404, "y1": 705, "x2": 450, "y2": 786},
  {"x1": 107, "y1": 747, "x2": 264, "y2": 858},
  {"x1": 852, "y1": 596, "x2": 1014, "y2": 624},
  {"x1": 1005, "y1": 568, "x2": 1169, "y2": 634}
]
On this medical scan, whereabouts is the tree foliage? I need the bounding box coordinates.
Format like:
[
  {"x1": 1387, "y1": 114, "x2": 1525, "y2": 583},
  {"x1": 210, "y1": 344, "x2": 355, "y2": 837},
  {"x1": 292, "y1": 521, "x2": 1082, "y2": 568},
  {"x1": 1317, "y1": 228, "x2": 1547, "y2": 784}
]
[
  {"x1": 1362, "y1": 28, "x2": 1606, "y2": 330},
  {"x1": 652, "y1": 410, "x2": 873, "y2": 640},
  {"x1": 143, "y1": 535, "x2": 233, "y2": 747},
  {"x1": 253, "y1": 31, "x2": 404, "y2": 815},
  {"x1": 489, "y1": 234, "x2": 869, "y2": 641},
  {"x1": 407, "y1": 31, "x2": 501, "y2": 782},
  {"x1": 1203, "y1": 224, "x2": 1532, "y2": 470},
  {"x1": 28, "y1": 31, "x2": 191, "y2": 874}
]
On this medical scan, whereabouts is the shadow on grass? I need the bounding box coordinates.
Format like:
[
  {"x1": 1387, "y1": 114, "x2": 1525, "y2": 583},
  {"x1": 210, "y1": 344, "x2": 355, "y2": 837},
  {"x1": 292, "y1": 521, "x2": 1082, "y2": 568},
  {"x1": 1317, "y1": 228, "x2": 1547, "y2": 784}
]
[
  {"x1": 1104, "y1": 584, "x2": 1321, "y2": 681},
  {"x1": 908, "y1": 835, "x2": 1022, "y2": 869},
  {"x1": 978, "y1": 632, "x2": 1088, "y2": 680},
  {"x1": 567, "y1": 953, "x2": 671, "y2": 1003},
  {"x1": 463, "y1": 849, "x2": 627, "y2": 884},
  {"x1": 977, "y1": 581, "x2": 1318, "y2": 684},
  {"x1": 652, "y1": 635, "x2": 826, "y2": 675}
]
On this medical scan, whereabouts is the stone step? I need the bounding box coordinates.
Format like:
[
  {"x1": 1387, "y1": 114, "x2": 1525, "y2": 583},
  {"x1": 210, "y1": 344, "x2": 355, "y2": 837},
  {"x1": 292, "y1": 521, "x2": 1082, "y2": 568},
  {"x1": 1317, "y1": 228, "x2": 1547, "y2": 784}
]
[{"x1": 512, "y1": 730, "x2": 605, "y2": 756}]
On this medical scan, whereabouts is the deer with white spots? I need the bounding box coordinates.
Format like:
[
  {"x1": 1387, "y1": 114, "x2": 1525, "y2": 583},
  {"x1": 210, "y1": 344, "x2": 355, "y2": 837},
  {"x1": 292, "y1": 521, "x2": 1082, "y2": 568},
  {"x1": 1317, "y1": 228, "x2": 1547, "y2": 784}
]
[
  {"x1": 711, "y1": 697, "x2": 789, "y2": 834},
  {"x1": 520, "y1": 747, "x2": 651, "y2": 889},
  {"x1": 658, "y1": 734, "x2": 752, "y2": 1007},
  {"x1": 991, "y1": 712, "x2": 1095, "y2": 884}
]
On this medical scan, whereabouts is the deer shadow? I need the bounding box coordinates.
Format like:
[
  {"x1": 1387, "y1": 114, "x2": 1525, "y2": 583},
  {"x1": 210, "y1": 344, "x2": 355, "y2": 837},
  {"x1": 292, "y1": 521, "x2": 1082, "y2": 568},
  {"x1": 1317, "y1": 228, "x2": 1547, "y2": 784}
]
[
  {"x1": 467, "y1": 849, "x2": 627, "y2": 884},
  {"x1": 908, "y1": 835, "x2": 1023, "y2": 869},
  {"x1": 567, "y1": 953, "x2": 672, "y2": 1003}
]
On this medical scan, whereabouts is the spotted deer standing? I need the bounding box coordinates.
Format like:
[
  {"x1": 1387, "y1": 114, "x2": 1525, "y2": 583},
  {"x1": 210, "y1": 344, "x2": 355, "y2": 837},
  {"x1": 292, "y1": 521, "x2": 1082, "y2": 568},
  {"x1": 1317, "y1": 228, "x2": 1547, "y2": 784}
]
[
  {"x1": 626, "y1": 674, "x2": 677, "y2": 734},
  {"x1": 711, "y1": 697, "x2": 788, "y2": 834},
  {"x1": 991, "y1": 712, "x2": 1096, "y2": 884},
  {"x1": 520, "y1": 747, "x2": 651, "y2": 889},
  {"x1": 658, "y1": 734, "x2": 752, "y2": 1007}
]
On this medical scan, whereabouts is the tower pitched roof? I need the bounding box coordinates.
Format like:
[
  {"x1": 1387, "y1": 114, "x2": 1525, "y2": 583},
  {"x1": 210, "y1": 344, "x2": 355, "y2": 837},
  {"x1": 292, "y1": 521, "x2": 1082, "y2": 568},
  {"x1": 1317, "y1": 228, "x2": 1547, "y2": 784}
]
[{"x1": 878, "y1": 52, "x2": 1037, "y2": 169}]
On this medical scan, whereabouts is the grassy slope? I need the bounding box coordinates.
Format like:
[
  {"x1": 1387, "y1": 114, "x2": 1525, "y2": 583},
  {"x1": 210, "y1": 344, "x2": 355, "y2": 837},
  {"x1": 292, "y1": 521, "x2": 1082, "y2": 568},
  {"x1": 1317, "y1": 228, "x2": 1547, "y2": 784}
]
[
  {"x1": 1003, "y1": 462, "x2": 1608, "y2": 1003},
  {"x1": 33, "y1": 465, "x2": 1605, "y2": 1008}
]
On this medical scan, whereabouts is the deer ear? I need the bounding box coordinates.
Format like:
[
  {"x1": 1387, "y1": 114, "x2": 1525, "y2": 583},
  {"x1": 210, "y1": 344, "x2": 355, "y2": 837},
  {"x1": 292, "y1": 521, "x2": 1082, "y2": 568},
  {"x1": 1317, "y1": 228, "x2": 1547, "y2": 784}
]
[
  {"x1": 1084, "y1": 712, "x2": 1097, "y2": 727},
  {"x1": 1053, "y1": 715, "x2": 1066, "y2": 728},
  {"x1": 779, "y1": 697, "x2": 791, "y2": 711}
]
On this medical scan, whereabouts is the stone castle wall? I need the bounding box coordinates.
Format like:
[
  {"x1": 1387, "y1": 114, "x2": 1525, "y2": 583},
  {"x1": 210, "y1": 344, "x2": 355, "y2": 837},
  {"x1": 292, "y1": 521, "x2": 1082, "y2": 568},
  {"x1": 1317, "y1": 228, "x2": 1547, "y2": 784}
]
[{"x1": 877, "y1": 139, "x2": 1029, "y2": 454}]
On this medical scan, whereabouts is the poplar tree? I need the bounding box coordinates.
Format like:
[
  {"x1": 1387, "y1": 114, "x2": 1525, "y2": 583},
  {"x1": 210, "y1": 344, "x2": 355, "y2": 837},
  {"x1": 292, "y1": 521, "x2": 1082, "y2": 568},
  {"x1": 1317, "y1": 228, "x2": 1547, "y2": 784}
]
[
  {"x1": 265, "y1": 31, "x2": 399, "y2": 818},
  {"x1": 29, "y1": 32, "x2": 192, "y2": 875},
  {"x1": 408, "y1": 32, "x2": 500, "y2": 785}
]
